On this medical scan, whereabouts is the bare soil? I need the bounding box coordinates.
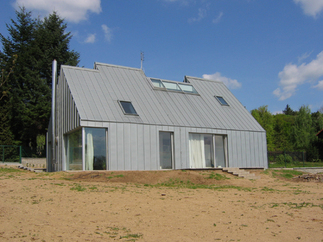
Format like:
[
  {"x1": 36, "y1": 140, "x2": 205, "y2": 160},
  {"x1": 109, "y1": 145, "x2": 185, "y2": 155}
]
[{"x1": 0, "y1": 166, "x2": 323, "y2": 242}]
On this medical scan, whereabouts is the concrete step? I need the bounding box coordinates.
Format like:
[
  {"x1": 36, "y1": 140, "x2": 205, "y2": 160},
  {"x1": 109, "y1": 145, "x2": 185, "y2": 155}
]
[{"x1": 222, "y1": 167, "x2": 260, "y2": 179}]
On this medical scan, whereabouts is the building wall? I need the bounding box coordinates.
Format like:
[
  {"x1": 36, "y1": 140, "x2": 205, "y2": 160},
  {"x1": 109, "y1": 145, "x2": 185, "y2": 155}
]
[{"x1": 76, "y1": 121, "x2": 268, "y2": 170}]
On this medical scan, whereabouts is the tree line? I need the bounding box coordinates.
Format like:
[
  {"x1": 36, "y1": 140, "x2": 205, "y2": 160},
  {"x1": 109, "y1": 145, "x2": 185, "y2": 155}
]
[
  {"x1": 251, "y1": 104, "x2": 323, "y2": 161},
  {"x1": 0, "y1": 7, "x2": 79, "y2": 152}
]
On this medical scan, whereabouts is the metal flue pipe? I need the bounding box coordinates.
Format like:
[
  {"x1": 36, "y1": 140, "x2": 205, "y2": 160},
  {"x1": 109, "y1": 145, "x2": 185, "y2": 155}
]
[{"x1": 51, "y1": 60, "x2": 57, "y2": 165}]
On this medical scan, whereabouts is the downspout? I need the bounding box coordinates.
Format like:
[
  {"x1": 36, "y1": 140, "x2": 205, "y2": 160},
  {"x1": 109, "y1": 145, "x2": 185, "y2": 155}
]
[{"x1": 51, "y1": 60, "x2": 57, "y2": 171}]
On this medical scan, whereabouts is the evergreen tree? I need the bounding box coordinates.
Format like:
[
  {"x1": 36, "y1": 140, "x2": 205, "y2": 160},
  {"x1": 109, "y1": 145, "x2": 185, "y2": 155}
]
[
  {"x1": 0, "y1": 8, "x2": 80, "y2": 151},
  {"x1": 0, "y1": 56, "x2": 17, "y2": 145},
  {"x1": 283, "y1": 104, "x2": 296, "y2": 116},
  {"x1": 34, "y1": 12, "x2": 80, "y2": 87}
]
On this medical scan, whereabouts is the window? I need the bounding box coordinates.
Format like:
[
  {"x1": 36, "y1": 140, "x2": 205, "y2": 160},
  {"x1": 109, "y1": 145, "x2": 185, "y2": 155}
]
[
  {"x1": 150, "y1": 78, "x2": 199, "y2": 95},
  {"x1": 85, "y1": 128, "x2": 107, "y2": 170},
  {"x1": 215, "y1": 96, "x2": 229, "y2": 106},
  {"x1": 189, "y1": 133, "x2": 227, "y2": 168},
  {"x1": 159, "y1": 132, "x2": 174, "y2": 169},
  {"x1": 67, "y1": 129, "x2": 82, "y2": 170},
  {"x1": 67, "y1": 128, "x2": 107, "y2": 171},
  {"x1": 178, "y1": 83, "x2": 198, "y2": 94},
  {"x1": 119, "y1": 101, "x2": 138, "y2": 115},
  {"x1": 151, "y1": 79, "x2": 165, "y2": 88},
  {"x1": 162, "y1": 81, "x2": 182, "y2": 92}
]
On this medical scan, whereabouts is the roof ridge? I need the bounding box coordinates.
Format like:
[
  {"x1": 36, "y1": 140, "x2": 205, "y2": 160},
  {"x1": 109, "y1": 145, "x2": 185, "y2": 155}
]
[
  {"x1": 61, "y1": 65, "x2": 99, "y2": 73},
  {"x1": 185, "y1": 75, "x2": 223, "y2": 84},
  {"x1": 94, "y1": 62, "x2": 142, "y2": 71}
]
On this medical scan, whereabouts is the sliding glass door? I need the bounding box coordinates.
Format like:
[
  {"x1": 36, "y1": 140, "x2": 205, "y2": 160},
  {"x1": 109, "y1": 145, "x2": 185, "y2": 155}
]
[{"x1": 189, "y1": 133, "x2": 227, "y2": 168}]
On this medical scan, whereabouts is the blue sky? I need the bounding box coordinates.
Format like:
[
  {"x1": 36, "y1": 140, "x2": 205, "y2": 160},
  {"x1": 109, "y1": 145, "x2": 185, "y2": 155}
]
[{"x1": 1, "y1": 0, "x2": 323, "y2": 113}]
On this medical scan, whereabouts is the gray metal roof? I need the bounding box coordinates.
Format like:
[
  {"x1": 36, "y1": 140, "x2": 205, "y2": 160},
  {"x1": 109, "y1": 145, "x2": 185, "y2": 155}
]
[{"x1": 61, "y1": 63, "x2": 264, "y2": 132}]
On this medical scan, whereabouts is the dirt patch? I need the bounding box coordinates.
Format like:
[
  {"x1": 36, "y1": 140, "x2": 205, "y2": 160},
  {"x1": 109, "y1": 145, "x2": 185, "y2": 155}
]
[
  {"x1": 293, "y1": 174, "x2": 323, "y2": 182},
  {"x1": 0, "y1": 166, "x2": 323, "y2": 242},
  {"x1": 69, "y1": 170, "x2": 246, "y2": 185}
]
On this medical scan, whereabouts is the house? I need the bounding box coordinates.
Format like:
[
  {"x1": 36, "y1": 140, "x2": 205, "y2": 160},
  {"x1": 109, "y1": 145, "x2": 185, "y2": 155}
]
[{"x1": 46, "y1": 62, "x2": 268, "y2": 172}]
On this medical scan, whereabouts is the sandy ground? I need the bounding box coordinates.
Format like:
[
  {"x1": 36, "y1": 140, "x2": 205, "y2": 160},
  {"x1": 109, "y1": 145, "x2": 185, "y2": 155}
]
[{"x1": 0, "y1": 166, "x2": 323, "y2": 242}]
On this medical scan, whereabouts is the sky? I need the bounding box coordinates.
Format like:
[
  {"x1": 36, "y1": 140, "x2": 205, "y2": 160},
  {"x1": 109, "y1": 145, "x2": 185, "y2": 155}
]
[{"x1": 0, "y1": 0, "x2": 323, "y2": 114}]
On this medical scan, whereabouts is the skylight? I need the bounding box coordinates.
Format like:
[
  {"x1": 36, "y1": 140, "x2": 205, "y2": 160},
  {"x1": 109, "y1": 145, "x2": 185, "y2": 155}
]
[
  {"x1": 151, "y1": 79, "x2": 165, "y2": 88},
  {"x1": 150, "y1": 78, "x2": 198, "y2": 94},
  {"x1": 162, "y1": 81, "x2": 182, "y2": 91},
  {"x1": 215, "y1": 96, "x2": 229, "y2": 106},
  {"x1": 119, "y1": 101, "x2": 138, "y2": 115},
  {"x1": 178, "y1": 83, "x2": 198, "y2": 94}
]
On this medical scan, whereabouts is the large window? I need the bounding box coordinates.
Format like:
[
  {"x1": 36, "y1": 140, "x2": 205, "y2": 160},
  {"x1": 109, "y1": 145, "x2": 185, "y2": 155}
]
[
  {"x1": 67, "y1": 128, "x2": 107, "y2": 171},
  {"x1": 85, "y1": 128, "x2": 107, "y2": 170},
  {"x1": 159, "y1": 132, "x2": 174, "y2": 169},
  {"x1": 189, "y1": 133, "x2": 227, "y2": 168},
  {"x1": 67, "y1": 129, "x2": 82, "y2": 170}
]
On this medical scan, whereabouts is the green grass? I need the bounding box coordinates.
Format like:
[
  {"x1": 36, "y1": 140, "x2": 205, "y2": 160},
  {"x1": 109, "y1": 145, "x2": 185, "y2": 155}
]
[
  {"x1": 70, "y1": 183, "x2": 86, "y2": 191},
  {"x1": 269, "y1": 169, "x2": 303, "y2": 179},
  {"x1": 153, "y1": 178, "x2": 251, "y2": 191},
  {"x1": 107, "y1": 174, "x2": 124, "y2": 179},
  {"x1": 206, "y1": 172, "x2": 229, "y2": 180},
  {"x1": 269, "y1": 161, "x2": 323, "y2": 168},
  {"x1": 0, "y1": 167, "x2": 23, "y2": 173}
]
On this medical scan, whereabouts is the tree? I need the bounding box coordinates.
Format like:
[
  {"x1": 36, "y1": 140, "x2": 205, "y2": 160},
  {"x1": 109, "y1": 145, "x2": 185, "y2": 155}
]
[
  {"x1": 0, "y1": 55, "x2": 17, "y2": 145},
  {"x1": 251, "y1": 105, "x2": 275, "y2": 151},
  {"x1": 272, "y1": 114, "x2": 294, "y2": 151},
  {"x1": 0, "y1": 8, "x2": 80, "y2": 151},
  {"x1": 34, "y1": 12, "x2": 80, "y2": 87},
  {"x1": 283, "y1": 104, "x2": 296, "y2": 116},
  {"x1": 290, "y1": 106, "x2": 319, "y2": 161}
]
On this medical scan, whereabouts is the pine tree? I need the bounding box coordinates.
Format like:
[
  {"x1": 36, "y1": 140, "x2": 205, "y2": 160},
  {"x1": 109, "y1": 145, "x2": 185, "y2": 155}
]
[
  {"x1": 0, "y1": 8, "x2": 80, "y2": 151},
  {"x1": 34, "y1": 11, "x2": 80, "y2": 87},
  {"x1": 0, "y1": 56, "x2": 17, "y2": 145}
]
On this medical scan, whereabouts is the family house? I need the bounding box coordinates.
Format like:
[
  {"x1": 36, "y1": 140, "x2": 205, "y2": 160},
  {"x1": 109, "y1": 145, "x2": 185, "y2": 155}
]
[{"x1": 46, "y1": 62, "x2": 268, "y2": 172}]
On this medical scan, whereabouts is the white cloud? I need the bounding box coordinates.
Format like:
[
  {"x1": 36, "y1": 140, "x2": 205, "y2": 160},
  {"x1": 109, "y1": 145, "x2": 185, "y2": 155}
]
[
  {"x1": 274, "y1": 51, "x2": 323, "y2": 100},
  {"x1": 188, "y1": 8, "x2": 207, "y2": 23},
  {"x1": 293, "y1": 0, "x2": 323, "y2": 17},
  {"x1": 212, "y1": 11, "x2": 223, "y2": 24},
  {"x1": 14, "y1": 0, "x2": 102, "y2": 23},
  {"x1": 202, "y1": 72, "x2": 242, "y2": 89},
  {"x1": 314, "y1": 80, "x2": 323, "y2": 90},
  {"x1": 85, "y1": 33, "x2": 96, "y2": 43},
  {"x1": 297, "y1": 51, "x2": 312, "y2": 63},
  {"x1": 101, "y1": 24, "x2": 112, "y2": 42}
]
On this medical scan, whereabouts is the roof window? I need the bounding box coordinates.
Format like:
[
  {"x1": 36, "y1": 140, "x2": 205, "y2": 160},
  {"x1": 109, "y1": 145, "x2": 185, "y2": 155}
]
[
  {"x1": 119, "y1": 101, "x2": 138, "y2": 115},
  {"x1": 150, "y1": 78, "x2": 198, "y2": 94},
  {"x1": 151, "y1": 79, "x2": 165, "y2": 88},
  {"x1": 178, "y1": 83, "x2": 198, "y2": 94},
  {"x1": 215, "y1": 96, "x2": 229, "y2": 106}
]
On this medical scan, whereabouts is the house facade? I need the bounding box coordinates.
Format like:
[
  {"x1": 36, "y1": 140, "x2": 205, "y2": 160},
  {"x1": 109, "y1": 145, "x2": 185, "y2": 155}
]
[{"x1": 46, "y1": 62, "x2": 268, "y2": 172}]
